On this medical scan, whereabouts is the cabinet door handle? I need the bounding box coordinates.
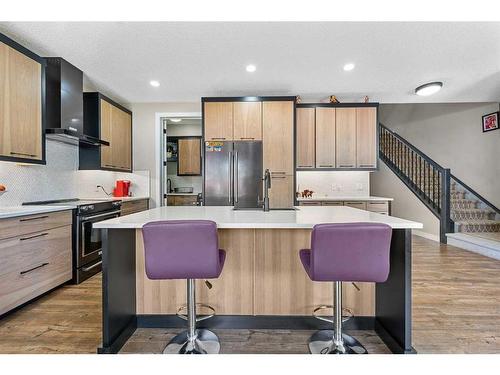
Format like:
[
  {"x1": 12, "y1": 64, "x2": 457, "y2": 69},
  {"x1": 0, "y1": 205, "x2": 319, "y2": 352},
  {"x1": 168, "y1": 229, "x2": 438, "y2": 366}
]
[
  {"x1": 19, "y1": 215, "x2": 48, "y2": 222},
  {"x1": 351, "y1": 282, "x2": 360, "y2": 291},
  {"x1": 271, "y1": 171, "x2": 286, "y2": 175},
  {"x1": 338, "y1": 164, "x2": 354, "y2": 168},
  {"x1": 20, "y1": 232, "x2": 49, "y2": 241},
  {"x1": 211, "y1": 137, "x2": 226, "y2": 140},
  {"x1": 239, "y1": 137, "x2": 255, "y2": 140},
  {"x1": 359, "y1": 164, "x2": 375, "y2": 168},
  {"x1": 10, "y1": 151, "x2": 37, "y2": 157},
  {"x1": 319, "y1": 164, "x2": 333, "y2": 167},
  {"x1": 298, "y1": 165, "x2": 313, "y2": 168},
  {"x1": 271, "y1": 176, "x2": 286, "y2": 179},
  {"x1": 20, "y1": 262, "x2": 49, "y2": 275}
]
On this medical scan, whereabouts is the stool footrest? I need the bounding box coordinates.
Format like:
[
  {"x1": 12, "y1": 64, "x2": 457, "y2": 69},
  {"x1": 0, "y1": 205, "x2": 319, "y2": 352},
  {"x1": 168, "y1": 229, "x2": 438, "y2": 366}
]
[
  {"x1": 176, "y1": 303, "x2": 216, "y2": 323},
  {"x1": 312, "y1": 305, "x2": 353, "y2": 324}
]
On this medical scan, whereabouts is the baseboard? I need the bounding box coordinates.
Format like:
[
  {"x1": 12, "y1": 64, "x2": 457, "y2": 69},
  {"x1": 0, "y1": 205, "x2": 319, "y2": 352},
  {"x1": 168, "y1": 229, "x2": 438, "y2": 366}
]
[
  {"x1": 413, "y1": 230, "x2": 440, "y2": 242},
  {"x1": 137, "y1": 314, "x2": 375, "y2": 331}
]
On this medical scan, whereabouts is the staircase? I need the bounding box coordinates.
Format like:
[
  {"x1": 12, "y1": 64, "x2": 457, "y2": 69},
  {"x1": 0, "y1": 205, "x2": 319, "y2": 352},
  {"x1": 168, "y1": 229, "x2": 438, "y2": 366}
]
[{"x1": 379, "y1": 124, "x2": 500, "y2": 249}]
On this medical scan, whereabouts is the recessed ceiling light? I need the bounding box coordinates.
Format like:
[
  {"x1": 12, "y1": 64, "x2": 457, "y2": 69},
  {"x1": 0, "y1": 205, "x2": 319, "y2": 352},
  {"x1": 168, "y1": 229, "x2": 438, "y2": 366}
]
[
  {"x1": 415, "y1": 81, "x2": 443, "y2": 96},
  {"x1": 343, "y1": 63, "x2": 355, "y2": 71},
  {"x1": 246, "y1": 64, "x2": 256, "y2": 73},
  {"x1": 170, "y1": 118, "x2": 182, "y2": 123},
  {"x1": 149, "y1": 80, "x2": 160, "y2": 87}
]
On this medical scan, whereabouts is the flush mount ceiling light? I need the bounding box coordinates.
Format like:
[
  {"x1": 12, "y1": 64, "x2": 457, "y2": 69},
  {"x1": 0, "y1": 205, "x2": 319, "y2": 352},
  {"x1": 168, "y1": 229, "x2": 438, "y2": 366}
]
[
  {"x1": 415, "y1": 81, "x2": 443, "y2": 96},
  {"x1": 246, "y1": 64, "x2": 257, "y2": 73},
  {"x1": 149, "y1": 80, "x2": 160, "y2": 87},
  {"x1": 170, "y1": 118, "x2": 182, "y2": 123},
  {"x1": 343, "y1": 63, "x2": 355, "y2": 71}
]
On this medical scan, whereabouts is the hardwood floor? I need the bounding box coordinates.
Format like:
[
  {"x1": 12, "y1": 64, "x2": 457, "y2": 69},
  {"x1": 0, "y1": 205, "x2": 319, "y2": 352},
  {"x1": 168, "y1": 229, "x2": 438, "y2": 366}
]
[{"x1": 0, "y1": 235, "x2": 498, "y2": 354}]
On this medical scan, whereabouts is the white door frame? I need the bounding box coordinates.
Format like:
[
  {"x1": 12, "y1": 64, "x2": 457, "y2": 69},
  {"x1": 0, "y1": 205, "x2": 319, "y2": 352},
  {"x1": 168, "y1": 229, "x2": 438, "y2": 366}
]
[{"x1": 154, "y1": 112, "x2": 202, "y2": 206}]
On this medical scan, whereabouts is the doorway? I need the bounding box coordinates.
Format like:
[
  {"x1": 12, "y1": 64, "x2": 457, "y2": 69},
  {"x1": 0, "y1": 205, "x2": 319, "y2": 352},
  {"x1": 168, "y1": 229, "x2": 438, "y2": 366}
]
[{"x1": 159, "y1": 115, "x2": 203, "y2": 206}]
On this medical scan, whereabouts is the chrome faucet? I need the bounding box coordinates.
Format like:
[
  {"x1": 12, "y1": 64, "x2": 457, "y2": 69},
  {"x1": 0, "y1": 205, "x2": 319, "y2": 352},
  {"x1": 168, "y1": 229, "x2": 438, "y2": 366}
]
[{"x1": 263, "y1": 169, "x2": 271, "y2": 212}]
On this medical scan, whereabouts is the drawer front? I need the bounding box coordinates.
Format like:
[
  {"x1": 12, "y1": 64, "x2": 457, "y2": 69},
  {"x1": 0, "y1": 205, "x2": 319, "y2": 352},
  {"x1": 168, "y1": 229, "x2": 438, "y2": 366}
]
[
  {"x1": 174, "y1": 196, "x2": 198, "y2": 206},
  {"x1": 321, "y1": 201, "x2": 343, "y2": 206},
  {"x1": 299, "y1": 201, "x2": 322, "y2": 206},
  {"x1": 0, "y1": 210, "x2": 72, "y2": 241},
  {"x1": 0, "y1": 225, "x2": 72, "y2": 315},
  {"x1": 121, "y1": 199, "x2": 149, "y2": 216},
  {"x1": 344, "y1": 201, "x2": 367, "y2": 210},
  {"x1": 366, "y1": 201, "x2": 389, "y2": 213}
]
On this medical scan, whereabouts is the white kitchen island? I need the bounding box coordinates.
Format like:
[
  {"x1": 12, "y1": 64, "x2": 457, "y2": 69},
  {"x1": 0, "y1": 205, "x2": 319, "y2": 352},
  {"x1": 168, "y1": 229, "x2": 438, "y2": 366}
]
[{"x1": 95, "y1": 206, "x2": 422, "y2": 354}]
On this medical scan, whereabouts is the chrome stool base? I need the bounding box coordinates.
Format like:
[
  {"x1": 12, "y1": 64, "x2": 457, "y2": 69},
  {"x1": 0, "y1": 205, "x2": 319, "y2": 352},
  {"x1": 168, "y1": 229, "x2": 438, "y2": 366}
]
[
  {"x1": 308, "y1": 330, "x2": 368, "y2": 354},
  {"x1": 163, "y1": 329, "x2": 220, "y2": 354}
]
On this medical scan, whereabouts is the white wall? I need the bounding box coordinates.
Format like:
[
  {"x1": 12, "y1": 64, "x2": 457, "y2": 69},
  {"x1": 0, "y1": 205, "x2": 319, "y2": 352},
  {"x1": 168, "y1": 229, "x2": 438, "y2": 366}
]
[
  {"x1": 371, "y1": 102, "x2": 499, "y2": 239},
  {"x1": 131, "y1": 102, "x2": 200, "y2": 207},
  {"x1": 371, "y1": 161, "x2": 440, "y2": 239},
  {"x1": 379, "y1": 102, "x2": 500, "y2": 207}
]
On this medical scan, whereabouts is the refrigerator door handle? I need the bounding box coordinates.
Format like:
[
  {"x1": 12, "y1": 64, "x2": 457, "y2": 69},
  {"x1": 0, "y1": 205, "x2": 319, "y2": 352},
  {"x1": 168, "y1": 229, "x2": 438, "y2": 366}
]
[
  {"x1": 234, "y1": 150, "x2": 239, "y2": 203},
  {"x1": 228, "y1": 151, "x2": 233, "y2": 203}
]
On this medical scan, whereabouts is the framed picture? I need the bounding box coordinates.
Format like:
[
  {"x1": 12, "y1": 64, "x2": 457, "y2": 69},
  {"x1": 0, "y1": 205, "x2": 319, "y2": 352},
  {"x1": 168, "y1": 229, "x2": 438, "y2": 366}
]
[{"x1": 482, "y1": 112, "x2": 499, "y2": 132}]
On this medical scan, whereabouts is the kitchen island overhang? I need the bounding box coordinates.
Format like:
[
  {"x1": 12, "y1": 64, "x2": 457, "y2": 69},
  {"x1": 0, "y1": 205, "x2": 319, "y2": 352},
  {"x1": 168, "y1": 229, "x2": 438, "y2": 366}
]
[{"x1": 95, "y1": 206, "x2": 422, "y2": 354}]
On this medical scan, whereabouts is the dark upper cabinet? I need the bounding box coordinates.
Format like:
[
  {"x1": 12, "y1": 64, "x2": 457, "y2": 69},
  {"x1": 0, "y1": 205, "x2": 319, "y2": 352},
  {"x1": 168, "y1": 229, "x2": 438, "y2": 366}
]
[{"x1": 79, "y1": 92, "x2": 133, "y2": 172}]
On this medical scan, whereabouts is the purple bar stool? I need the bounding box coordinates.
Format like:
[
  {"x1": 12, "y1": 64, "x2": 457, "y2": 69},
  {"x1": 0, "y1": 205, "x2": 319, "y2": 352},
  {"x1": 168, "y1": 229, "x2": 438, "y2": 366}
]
[
  {"x1": 142, "y1": 220, "x2": 226, "y2": 354},
  {"x1": 300, "y1": 222, "x2": 392, "y2": 354}
]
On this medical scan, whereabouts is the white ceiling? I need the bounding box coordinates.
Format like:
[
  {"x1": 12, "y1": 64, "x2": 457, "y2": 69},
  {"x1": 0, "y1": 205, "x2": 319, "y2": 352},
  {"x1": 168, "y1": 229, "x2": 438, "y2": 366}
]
[{"x1": 1, "y1": 22, "x2": 499, "y2": 105}]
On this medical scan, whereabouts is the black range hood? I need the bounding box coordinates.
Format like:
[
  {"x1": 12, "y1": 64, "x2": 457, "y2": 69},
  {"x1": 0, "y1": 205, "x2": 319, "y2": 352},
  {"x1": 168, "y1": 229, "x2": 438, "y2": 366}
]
[{"x1": 45, "y1": 57, "x2": 108, "y2": 146}]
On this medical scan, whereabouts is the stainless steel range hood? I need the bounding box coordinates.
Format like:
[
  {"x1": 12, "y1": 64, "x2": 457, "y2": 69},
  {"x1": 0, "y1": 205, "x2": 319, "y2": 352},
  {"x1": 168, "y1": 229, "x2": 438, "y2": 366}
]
[{"x1": 45, "y1": 57, "x2": 109, "y2": 146}]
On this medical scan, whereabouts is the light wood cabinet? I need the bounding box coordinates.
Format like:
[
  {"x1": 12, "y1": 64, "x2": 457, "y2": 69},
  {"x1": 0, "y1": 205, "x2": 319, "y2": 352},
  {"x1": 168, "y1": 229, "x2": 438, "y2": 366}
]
[
  {"x1": 233, "y1": 102, "x2": 262, "y2": 140},
  {"x1": 268, "y1": 174, "x2": 294, "y2": 209},
  {"x1": 295, "y1": 104, "x2": 378, "y2": 170},
  {"x1": 178, "y1": 138, "x2": 201, "y2": 175},
  {"x1": 0, "y1": 211, "x2": 72, "y2": 315},
  {"x1": 166, "y1": 195, "x2": 198, "y2": 206},
  {"x1": 315, "y1": 107, "x2": 336, "y2": 168},
  {"x1": 356, "y1": 107, "x2": 377, "y2": 168},
  {"x1": 296, "y1": 107, "x2": 316, "y2": 168},
  {"x1": 204, "y1": 102, "x2": 233, "y2": 141},
  {"x1": 105, "y1": 102, "x2": 132, "y2": 171},
  {"x1": 344, "y1": 201, "x2": 367, "y2": 210},
  {"x1": 0, "y1": 38, "x2": 43, "y2": 163},
  {"x1": 335, "y1": 108, "x2": 357, "y2": 168},
  {"x1": 121, "y1": 199, "x2": 149, "y2": 216},
  {"x1": 299, "y1": 200, "x2": 390, "y2": 215},
  {"x1": 262, "y1": 101, "x2": 294, "y2": 174}
]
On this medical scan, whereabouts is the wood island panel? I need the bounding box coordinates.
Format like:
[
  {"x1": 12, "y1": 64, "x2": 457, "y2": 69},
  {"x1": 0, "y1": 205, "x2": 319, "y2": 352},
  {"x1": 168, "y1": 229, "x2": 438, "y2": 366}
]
[
  {"x1": 135, "y1": 228, "x2": 374, "y2": 316},
  {"x1": 136, "y1": 229, "x2": 254, "y2": 315}
]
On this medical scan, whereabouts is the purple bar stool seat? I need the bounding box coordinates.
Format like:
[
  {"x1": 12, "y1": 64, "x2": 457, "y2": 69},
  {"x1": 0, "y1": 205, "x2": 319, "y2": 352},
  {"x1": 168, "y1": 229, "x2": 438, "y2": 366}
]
[
  {"x1": 300, "y1": 222, "x2": 392, "y2": 354},
  {"x1": 142, "y1": 220, "x2": 226, "y2": 354}
]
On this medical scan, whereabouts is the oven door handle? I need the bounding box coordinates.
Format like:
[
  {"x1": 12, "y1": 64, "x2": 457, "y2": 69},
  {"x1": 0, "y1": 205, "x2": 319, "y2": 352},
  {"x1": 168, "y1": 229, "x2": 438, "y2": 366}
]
[
  {"x1": 82, "y1": 261, "x2": 102, "y2": 272},
  {"x1": 81, "y1": 210, "x2": 121, "y2": 221}
]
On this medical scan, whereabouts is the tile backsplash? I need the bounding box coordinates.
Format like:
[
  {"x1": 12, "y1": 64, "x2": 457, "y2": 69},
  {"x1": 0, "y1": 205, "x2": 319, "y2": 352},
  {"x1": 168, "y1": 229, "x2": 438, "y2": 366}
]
[
  {"x1": 0, "y1": 140, "x2": 150, "y2": 206},
  {"x1": 296, "y1": 171, "x2": 370, "y2": 198}
]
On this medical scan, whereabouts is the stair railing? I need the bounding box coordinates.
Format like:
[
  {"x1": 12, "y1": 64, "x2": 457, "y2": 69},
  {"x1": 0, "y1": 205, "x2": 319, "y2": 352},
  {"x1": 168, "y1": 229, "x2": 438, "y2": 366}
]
[{"x1": 379, "y1": 123, "x2": 453, "y2": 243}]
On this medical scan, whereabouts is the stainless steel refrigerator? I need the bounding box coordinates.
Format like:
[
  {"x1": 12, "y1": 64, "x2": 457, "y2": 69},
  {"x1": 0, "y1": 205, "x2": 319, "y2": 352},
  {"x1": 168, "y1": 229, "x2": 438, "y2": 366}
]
[{"x1": 204, "y1": 141, "x2": 263, "y2": 208}]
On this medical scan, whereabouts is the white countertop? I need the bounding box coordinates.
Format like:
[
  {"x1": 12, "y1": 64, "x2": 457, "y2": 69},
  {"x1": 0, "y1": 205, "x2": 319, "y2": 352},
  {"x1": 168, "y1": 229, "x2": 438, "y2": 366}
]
[
  {"x1": 0, "y1": 205, "x2": 74, "y2": 219},
  {"x1": 94, "y1": 206, "x2": 422, "y2": 230},
  {"x1": 166, "y1": 193, "x2": 199, "y2": 196},
  {"x1": 79, "y1": 196, "x2": 150, "y2": 202},
  {"x1": 296, "y1": 196, "x2": 393, "y2": 202}
]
